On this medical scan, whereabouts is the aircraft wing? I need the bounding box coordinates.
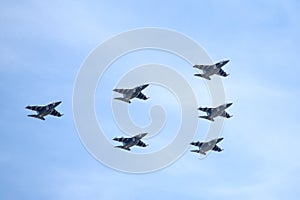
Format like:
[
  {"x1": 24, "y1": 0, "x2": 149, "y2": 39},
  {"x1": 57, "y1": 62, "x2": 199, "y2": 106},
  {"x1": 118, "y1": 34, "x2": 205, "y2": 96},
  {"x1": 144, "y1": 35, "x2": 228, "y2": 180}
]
[
  {"x1": 217, "y1": 68, "x2": 229, "y2": 77},
  {"x1": 136, "y1": 140, "x2": 148, "y2": 147},
  {"x1": 194, "y1": 64, "x2": 212, "y2": 71},
  {"x1": 198, "y1": 107, "x2": 212, "y2": 112},
  {"x1": 113, "y1": 137, "x2": 131, "y2": 143},
  {"x1": 221, "y1": 111, "x2": 231, "y2": 118},
  {"x1": 190, "y1": 141, "x2": 203, "y2": 147},
  {"x1": 25, "y1": 105, "x2": 44, "y2": 112},
  {"x1": 136, "y1": 92, "x2": 148, "y2": 100},
  {"x1": 49, "y1": 109, "x2": 63, "y2": 117},
  {"x1": 212, "y1": 145, "x2": 223, "y2": 152},
  {"x1": 113, "y1": 88, "x2": 132, "y2": 95}
]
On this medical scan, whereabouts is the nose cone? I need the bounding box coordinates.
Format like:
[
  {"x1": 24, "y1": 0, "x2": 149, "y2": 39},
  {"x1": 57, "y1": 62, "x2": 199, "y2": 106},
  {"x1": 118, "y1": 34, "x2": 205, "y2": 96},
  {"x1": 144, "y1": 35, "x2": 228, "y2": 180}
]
[
  {"x1": 139, "y1": 133, "x2": 148, "y2": 138},
  {"x1": 223, "y1": 60, "x2": 230, "y2": 65},
  {"x1": 226, "y1": 103, "x2": 233, "y2": 108},
  {"x1": 216, "y1": 138, "x2": 224, "y2": 143},
  {"x1": 140, "y1": 84, "x2": 149, "y2": 90},
  {"x1": 217, "y1": 60, "x2": 230, "y2": 67},
  {"x1": 53, "y1": 101, "x2": 62, "y2": 106}
]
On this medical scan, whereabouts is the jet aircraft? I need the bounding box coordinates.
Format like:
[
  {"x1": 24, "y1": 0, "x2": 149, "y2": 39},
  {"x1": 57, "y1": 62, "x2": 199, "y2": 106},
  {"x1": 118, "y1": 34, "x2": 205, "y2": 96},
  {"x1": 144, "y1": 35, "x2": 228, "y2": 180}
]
[
  {"x1": 198, "y1": 103, "x2": 233, "y2": 121},
  {"x1": 26, "y1": 101, "x2": 63, "y2": 120},
  {"x1": 113, "y1": 133, "x2": 148, "y2": 151},
  {"x1": 190, "y1": 138, "x2": 224, "y2": 155},
  {"x1": 113, "y1": 84, "x2": 149, "y2": 104},
  {"x1": 193, "y1": 60, "x2": 230, "y2": 80}
]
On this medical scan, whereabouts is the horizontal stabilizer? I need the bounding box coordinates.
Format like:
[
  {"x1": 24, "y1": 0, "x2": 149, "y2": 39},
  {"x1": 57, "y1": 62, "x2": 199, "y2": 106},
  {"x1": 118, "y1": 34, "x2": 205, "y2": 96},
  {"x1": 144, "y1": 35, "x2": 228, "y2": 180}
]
[
  {"x1": 194, "y1": 74, "x2": 211, "y2": 80},
  {"x1": 191, "y1": 149, "x2": 206, "y2": 155},
  {"x1": 114, "y1": 146, "x2": 131, "y2": 151},
  {"x1": 114, "y1": 97, "x2": 131, "y2": 104},
  {"x1": 199, "y1": 116, "x2": 214, "y2": 121}
]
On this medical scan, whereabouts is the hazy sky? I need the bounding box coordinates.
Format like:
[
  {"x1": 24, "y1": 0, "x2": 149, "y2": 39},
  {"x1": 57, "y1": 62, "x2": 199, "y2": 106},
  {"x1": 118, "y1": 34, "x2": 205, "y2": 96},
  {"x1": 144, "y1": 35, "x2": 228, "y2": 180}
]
[{"x1": 1, "y1": 1, "x2": 300, "y2": 199}]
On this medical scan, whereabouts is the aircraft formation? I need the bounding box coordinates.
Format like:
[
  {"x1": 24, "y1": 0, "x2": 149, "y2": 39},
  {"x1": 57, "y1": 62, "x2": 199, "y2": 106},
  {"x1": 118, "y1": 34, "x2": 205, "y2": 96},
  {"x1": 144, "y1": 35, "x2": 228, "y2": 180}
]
[{"x1": 26, "y1": 60, "x2": 232, "y2": 157}]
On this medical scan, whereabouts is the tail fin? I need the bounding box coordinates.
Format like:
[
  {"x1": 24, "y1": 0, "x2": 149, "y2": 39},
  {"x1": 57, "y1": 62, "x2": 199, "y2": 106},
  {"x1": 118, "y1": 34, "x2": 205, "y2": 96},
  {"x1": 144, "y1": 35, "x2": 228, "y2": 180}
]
[
  {"x1": 114, "y1": 97, "x2": 131, "y2": 104},
  {"x1": 114, "y1": 146, "x2": 131, "y2": 151},
  {"x1": 194, "y1": 74, "x2": 211, "y2": 80},
  {"x1": 199, "y1": 116, "x2": 214, "y2": 121},
  {"x1": 27, "y1": 115, "x2": 45, "y2": 120}
]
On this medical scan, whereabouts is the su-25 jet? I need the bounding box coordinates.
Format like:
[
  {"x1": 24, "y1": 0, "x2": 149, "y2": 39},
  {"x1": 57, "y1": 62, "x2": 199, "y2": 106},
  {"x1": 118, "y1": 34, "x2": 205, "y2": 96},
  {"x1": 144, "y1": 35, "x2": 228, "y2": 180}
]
[
  {"x1": 190, "y1": 138, "x2": 224, "y2": 155},
  {"x1": 25, "y1": 101, "x2": 63, "y2": 120},
  {"x1": 193, "y1": 60, "x2": 230, "y2": 80},
  {"x1": 113, "y1": 133, "x2": 148, "y2": 151},
  {"x1": 198, "y1": 103, "x2": 233, "y2": 122},
  {"x1": 113, "y1": 84, "x2": 149, "y2": 104}
]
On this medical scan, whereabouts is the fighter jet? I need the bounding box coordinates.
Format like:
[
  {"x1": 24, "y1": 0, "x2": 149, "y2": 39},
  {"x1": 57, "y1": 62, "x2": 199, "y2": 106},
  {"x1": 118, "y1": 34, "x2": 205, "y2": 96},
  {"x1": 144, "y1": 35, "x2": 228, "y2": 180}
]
[
  {"x1": 193, "y1": 60, "x2": 230, "y2": 80},
  {"x1": 198, "y1": 103, "x2": 233, "y2": 121},
  {"x1": 113, "y1": 133, "x2": 148, "y2": 151},
  {"x1": 190, "y1": 138, "x2": 224, "y2": 155},
  {"x1": 113, "y1": 84, "x2": 149, "y2": 104},
  {"x1": 25, "y1": 101, "x2": 63, "y2": 120}
]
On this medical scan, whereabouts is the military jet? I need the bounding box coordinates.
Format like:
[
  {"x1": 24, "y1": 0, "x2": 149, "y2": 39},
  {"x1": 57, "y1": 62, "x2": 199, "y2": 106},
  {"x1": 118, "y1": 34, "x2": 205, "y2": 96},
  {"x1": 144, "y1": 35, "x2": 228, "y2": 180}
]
[
  {"x1": 113, "y1": 133, "x2": 148, "y2": 151},
  {"x1": 198, "y1": 103, "x2": 233, "y2": 121},
  {"x1": 190, "y1": 138, "x2": 224, "y2": 155},
  {"x1": 193, "y1": 60, "x2": 230, "y2": 80},
  {"x1": 25, "y1": 101, "x2": 63, "y2": 120},
  {"x1": 113, "y1": 84, "x2": 149, "y2": 104}
]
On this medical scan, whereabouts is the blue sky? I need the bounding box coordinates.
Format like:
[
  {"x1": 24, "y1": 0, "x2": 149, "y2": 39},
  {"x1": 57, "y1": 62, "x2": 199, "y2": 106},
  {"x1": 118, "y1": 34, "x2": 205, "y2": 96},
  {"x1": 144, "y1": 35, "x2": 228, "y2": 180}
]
[{"x1": 1, "y1": 0, "x2": 300, "y2": 199}]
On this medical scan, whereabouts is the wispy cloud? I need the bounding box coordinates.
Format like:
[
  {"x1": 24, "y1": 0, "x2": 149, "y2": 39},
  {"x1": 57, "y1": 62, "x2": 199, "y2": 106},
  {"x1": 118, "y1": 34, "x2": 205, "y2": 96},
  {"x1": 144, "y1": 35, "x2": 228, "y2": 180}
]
[{"x1": 1, "y1": 0, "x2": 300, "y2": 199}]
